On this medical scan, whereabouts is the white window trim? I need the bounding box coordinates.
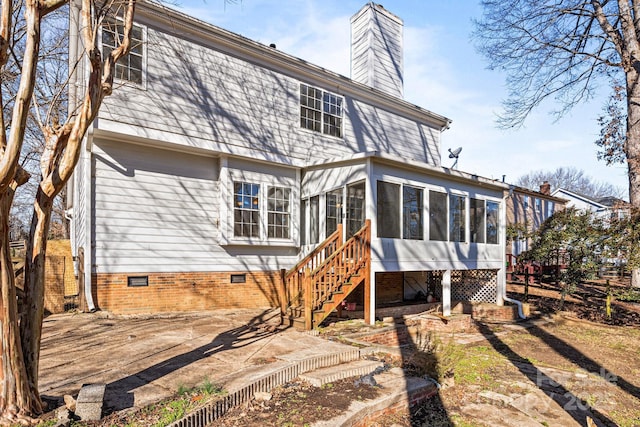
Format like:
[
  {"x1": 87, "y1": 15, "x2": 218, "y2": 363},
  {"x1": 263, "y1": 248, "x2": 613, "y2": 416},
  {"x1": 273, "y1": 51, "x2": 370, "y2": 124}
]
[
  {"x1": 225, "y1": 178, "x2": 296, "y2": 247},
  {"x1": 99, "y1": 18, "x2": 148, "y2": 90},
  {"x1": 298, "y1": 83, "x2": 344, "y2": 139}
]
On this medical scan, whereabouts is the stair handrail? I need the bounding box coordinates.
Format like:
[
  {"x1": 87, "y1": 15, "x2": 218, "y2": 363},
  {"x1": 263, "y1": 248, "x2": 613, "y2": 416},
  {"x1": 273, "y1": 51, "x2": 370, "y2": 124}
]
[
  {"x1": 284, "y1": 224, "x2": 343, "y2": 308},
  {"x1": 308, "y1": 219, "x2": 370, "y2": 313}
]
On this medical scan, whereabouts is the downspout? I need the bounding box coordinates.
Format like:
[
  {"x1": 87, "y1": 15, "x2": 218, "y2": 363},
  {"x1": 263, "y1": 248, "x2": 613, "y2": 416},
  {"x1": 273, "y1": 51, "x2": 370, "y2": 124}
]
[
  {"x1": 83, "y1": 135, "x2": 95, "y2": 312},
  {"x1": 503, "y1": 291, "x2": 526, "y2": 319}
]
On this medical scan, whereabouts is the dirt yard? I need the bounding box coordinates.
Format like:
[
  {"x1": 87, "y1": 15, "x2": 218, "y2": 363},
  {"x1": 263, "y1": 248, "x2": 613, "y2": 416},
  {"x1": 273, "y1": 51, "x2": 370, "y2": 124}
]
[{"x1": 61, "y1": 279, "x2": 640, "y2": 427}]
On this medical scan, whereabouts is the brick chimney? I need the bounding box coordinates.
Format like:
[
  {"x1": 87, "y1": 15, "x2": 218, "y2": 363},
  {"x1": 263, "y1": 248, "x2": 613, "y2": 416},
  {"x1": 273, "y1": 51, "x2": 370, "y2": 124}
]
[
  {"x1": 539, "y1": 181, "x2": 551, "y2": 195},
  {"x1": 350, "y1": 3, "x2": 404, "y2": 98}
]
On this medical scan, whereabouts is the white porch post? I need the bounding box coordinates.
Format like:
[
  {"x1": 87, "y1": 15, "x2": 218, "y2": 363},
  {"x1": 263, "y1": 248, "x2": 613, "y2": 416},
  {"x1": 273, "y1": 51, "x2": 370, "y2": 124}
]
[
  {"x1": 368, "y1": 266, "x2": 376, "y2": 325},
  {"x1": 442, "y1": 269, "x2": 451, "y2": 316},
  {"x1": 497, "y1": 192, "x2": 508, "y2": 306}
]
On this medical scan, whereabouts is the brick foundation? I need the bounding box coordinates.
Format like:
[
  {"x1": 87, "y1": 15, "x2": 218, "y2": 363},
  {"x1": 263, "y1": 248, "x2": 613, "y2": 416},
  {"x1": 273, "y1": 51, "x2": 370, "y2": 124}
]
[
  {"x1": 375, "y1": 272, "x2": 404, "y2": 304},
  {"x1": 92, "y1": 271, "x2": 282, "y2": 314},
  {"x1": 350, "y1": 314, "x2": 472, "y2": 347}
]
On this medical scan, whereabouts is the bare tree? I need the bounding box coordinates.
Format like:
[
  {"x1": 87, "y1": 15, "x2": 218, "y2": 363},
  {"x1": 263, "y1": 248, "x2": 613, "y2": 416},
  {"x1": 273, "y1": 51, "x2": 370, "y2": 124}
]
[
  {"x1": 0, "y1": 0, "x2": 136, "y2": 421},
  {"x1": 516, "y1": 167, "x2": 624, "y2": 199},
  {"x1": 474, "y1": 0, "x2": 640, "y2": 287}
]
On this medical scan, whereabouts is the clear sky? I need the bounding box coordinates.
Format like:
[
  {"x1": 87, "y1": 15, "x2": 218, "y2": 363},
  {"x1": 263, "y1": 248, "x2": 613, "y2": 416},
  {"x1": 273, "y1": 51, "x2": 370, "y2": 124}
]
[{"x1": 173, "y1": 0, "x2": 630, "y2": 198}]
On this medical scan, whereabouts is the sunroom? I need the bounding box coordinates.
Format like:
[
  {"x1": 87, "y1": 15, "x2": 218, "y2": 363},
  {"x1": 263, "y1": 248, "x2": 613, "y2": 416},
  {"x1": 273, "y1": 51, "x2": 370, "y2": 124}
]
[{"x1": 288, "y1": 152, "x2": 510, "y2": 328}]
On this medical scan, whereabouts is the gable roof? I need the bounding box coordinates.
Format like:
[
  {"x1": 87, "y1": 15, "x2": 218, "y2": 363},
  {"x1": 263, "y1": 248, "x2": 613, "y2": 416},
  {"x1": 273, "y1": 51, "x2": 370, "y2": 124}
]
[
  {"x1": 137, "y1": 0, "x2": 452, "y2": 131},
  {"x1": 551, "y1": 188, "x2": 608, "y2": 210}
]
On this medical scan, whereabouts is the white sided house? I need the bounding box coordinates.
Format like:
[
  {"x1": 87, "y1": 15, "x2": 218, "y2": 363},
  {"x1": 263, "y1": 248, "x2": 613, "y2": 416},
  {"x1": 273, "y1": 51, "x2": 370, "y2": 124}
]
[{"x1": 67, "y1": 1, "x2": 511, "y2": 328}]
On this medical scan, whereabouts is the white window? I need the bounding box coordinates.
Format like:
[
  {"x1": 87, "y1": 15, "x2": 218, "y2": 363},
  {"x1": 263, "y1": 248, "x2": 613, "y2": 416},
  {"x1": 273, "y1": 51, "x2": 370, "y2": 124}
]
[
  {"x1": 102, "y1": 19, "x2": 145, "y2": 85},
  {"x1": 300, "y1": 83, "x2": 343, "y2": 137},
  {"x1": 377, "y1": 181, "x2": 400, "y2": 238},
  {"x1": 546, "y1": 201, "x2": 554, "y2": 219},
  {"x1": 470, "y1": 198, "x2": 485, "y2": 243},
  {"x1": 449, "y1": 194, "x2": 466, "y2": 242},
  {"x1": 267, "y1": 186, "x2": 291, "y2": 239},
  {"x1": 534, "y1": 198, "x2": 541, "y2": 213},
  {"x1": 429, "y1": 191, "x2": 447, "y2": 241},
  {"x1": 233, "y1": 182, "x2": 260, "y2": 238},
  {"x1": 233, "y1": 182, "x2": 293, "y2": 241},
  {"x1": 403, "y1": 186, "x2": 423, "y2": 240},
  {"x1": 486, "y1": 201, "x2": 499, "y2": 244}
]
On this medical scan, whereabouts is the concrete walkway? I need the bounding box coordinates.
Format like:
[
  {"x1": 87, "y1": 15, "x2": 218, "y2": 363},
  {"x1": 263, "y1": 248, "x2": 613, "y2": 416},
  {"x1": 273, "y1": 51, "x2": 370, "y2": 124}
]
[{"x1": 39, "y1": 308, "x2": 352, "y2": 412}]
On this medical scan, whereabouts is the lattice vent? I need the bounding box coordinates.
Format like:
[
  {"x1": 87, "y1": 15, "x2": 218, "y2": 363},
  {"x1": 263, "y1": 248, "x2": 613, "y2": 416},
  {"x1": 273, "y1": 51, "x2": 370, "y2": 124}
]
[{"x1": 431, "y1": 269, "x2": 497, "y2": 303}]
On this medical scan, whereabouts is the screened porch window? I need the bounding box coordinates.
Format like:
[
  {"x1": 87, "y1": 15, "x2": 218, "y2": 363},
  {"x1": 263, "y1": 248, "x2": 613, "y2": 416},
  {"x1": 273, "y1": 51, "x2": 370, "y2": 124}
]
[
  {"x1": 309, "y1": 195, "x2": 319, "y2": 244},
  {"x1": 403, "y1": 186, "x2": 423, "y2": 240},
  {"x1": 429, "y1": 191, "x2": 447, "y2": 241},
  {"x1": 377, "y1": 181, "x2": 400, "y2": 238},
  {"x1": 326, "y1": 188, "x2": 343, "y2": 236},
  {"x1": 486, "y1": 201, "x2": 499, "y2": 244},
  {"x1": 449, "y1": 194, "x2": 466, "y2": 242},
  {"x1": 346, "y1": 182, "x2": 365, "y2": 237},
  {"x1": 470, "y1": 198, "x2": 485, "y2": 243}
]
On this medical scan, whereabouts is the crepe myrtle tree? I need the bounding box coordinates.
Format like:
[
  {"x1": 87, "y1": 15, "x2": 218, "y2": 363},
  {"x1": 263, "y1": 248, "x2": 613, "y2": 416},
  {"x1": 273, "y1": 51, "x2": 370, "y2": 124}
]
[
  {"x1": 474, "y1": 0, "x2": 640, "y2": 286},
  {"x1": 0, "y1": 0, "x2": 136, "y2": 422}
]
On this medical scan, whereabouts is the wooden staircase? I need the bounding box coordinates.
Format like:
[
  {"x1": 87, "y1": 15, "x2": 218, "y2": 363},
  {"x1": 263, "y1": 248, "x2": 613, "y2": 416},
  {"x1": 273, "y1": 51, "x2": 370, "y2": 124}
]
[{"x1": 283, "y1": 220, "x2": 371, "y2": 330}]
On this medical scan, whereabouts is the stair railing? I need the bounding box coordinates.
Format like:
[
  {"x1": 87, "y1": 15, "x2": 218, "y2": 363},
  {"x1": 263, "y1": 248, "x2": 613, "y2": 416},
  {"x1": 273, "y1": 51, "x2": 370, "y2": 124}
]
[
  {"x1": 305, "y1": 220, "x2": 371, "y2": 328},
  {"x1": 283, "y1": 224, "x2": 343, "y2": 309}
]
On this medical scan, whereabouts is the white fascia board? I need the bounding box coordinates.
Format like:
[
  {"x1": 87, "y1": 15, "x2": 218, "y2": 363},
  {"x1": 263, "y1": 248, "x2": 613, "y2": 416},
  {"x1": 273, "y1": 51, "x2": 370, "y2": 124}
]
[{"x1": 305, "y1": 151, "x2": 510, "y2": 191}]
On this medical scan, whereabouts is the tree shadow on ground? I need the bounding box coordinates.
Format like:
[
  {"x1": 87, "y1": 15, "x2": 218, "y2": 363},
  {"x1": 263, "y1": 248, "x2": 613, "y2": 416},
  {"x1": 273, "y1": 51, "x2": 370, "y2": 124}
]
[
  {"x1": 392, "y1": 316, "x2": 454, "y2": 426},
  {"x1": 103, "y1": 309, "x2": 283, "y2": 412},
  {"x1": 475, "y1": 321, "x2": 616, "y2": 426},
  {"x1": 525, "y1": 323, "x2": 640, "y2": 400}
]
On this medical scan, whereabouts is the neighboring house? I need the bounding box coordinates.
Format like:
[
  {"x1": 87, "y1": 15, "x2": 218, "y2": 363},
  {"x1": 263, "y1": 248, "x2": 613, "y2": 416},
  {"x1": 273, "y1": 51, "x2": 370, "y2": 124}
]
[
  {"x1": 67, "y1": 2, "x2": 511, "y2": 328},
  {"x1": 551, "y1": 188, "x2": 630, "y2": 223},
  {"x1": 506, "y1": 181, "x2": 567, "y2": 258}
]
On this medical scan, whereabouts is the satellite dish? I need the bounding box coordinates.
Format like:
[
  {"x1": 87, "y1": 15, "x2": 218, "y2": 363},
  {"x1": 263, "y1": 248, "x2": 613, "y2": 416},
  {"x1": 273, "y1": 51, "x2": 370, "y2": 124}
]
[
  {"x1": 448, "y1": 147, "x2": 462, "y2": 158},
  {"x1": 447, "y1": 147, "x2": 462, "y2": 169}
]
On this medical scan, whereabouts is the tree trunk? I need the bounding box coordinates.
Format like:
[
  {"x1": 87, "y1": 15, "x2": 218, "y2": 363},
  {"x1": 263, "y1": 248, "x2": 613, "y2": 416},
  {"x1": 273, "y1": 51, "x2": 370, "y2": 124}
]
[
  {"x1": 20, "y1": 187, "x2": 52, "y2": 408},
  {"x1": 625, "y1": 69, "x2": 640, "y2": 287},
  {"x1": 0, "y1": 188, "x2": 39, "y2": 423}
]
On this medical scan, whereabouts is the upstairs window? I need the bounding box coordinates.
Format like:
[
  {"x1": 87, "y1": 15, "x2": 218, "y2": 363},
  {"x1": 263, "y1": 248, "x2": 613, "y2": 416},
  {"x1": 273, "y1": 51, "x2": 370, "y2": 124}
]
[
  {"x1": 102, "y1": 19, "x2": 145, "y2": 84},
  {"x1": 534, "y1": 198, "x2": 541, "y2": 213},
  {"x1": 300, "y1": 83, "x2": 343, "y2": 137},
  {"x1": 546, "y1": 201, "x2": 554, "y2": 219}
]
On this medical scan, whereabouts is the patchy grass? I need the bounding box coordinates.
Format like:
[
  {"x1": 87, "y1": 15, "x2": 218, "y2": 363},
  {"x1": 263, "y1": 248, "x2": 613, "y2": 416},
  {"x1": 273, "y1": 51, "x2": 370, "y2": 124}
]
[
  {"x1": 615, "y1": 288, "x2": 640, "y2": 303},
  {"x1": 68, "y1": 378, "x2": 225, "y2": 427}
]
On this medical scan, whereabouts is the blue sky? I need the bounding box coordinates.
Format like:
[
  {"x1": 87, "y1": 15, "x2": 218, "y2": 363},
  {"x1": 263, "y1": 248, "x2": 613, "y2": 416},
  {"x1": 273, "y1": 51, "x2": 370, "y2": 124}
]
[{"x1": 174, "y1": 0, "x2": 630, "y2": 198}]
